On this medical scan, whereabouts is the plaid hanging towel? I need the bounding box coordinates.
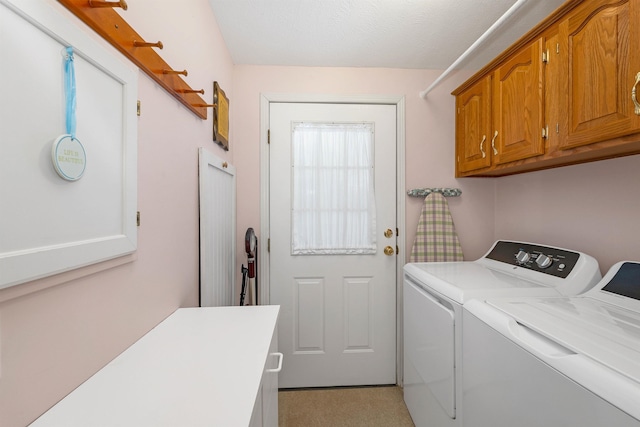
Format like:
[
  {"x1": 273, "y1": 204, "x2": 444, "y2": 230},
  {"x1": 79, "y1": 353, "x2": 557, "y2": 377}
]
[{"x1": 409, "y1": 193, "x2": 464, "y2": 262}]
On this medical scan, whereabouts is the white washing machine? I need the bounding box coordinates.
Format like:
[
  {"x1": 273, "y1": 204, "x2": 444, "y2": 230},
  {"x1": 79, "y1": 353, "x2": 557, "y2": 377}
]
[
  {"x1": 463, "y1": 261, "x2": 640, "y2": 426},
  {"x1": 403, "y1": 240, "x2": 601, "y2": 427}
]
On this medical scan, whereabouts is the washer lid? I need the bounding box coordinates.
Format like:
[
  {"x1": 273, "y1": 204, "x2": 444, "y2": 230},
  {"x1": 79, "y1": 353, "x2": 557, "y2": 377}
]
[{"x1": 404, "y1": 262, "x2": 556, "y2": 304}]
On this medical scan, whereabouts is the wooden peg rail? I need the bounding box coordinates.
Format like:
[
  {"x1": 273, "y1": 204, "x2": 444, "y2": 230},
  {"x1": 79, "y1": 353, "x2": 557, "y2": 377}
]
[{"x1": 58, "y1": 0, "x2": 208, "y2": 120}]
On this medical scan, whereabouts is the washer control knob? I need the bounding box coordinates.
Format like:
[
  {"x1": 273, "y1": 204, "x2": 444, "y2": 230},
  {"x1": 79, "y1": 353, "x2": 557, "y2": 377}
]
[
  {"x1": 515, "y1": 250, "x2": 530, "y2": 264},
  {"x1": 536, "y1": 254, "x2": 553, "y2": 269}
]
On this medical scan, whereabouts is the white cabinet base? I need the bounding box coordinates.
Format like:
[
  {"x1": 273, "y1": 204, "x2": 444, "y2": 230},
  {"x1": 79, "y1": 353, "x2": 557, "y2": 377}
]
[{"x1": 31, "y1": 306, "x2": 280, "y2": 427}]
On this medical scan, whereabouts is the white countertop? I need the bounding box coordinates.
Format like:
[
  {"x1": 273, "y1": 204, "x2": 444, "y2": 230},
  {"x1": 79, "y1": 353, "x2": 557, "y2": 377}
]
[{"x1": 31, "y1": 306, "x2": 280, "y2": 427}]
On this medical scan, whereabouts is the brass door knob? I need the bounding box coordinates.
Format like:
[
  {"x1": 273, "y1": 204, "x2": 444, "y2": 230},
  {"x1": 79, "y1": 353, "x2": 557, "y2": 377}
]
[{"x1": 384, "y1": 246, "x2": 395, "y2": 256}]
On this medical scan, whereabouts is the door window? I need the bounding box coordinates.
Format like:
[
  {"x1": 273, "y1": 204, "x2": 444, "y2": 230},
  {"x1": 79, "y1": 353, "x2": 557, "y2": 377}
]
[{"x1": 291, "y1": 122, "x2": 376, "y2": 255}]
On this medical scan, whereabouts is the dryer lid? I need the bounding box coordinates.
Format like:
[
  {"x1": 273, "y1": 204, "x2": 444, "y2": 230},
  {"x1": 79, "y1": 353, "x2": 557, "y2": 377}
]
[
  {"x1": 486, "y1": 261, "x2": 640, "y2": 384},
  {"x1": 491, "y1": 296, "x2": 640, "y2": 383},
  {"x1": 403, "y1": 241, "x2": 601, "y2": 304}
]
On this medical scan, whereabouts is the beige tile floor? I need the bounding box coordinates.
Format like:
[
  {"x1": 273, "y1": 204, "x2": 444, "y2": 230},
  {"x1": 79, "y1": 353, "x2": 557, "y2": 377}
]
[{"x1": 278, "y1": 385, "x2": 415, "y2": 427}]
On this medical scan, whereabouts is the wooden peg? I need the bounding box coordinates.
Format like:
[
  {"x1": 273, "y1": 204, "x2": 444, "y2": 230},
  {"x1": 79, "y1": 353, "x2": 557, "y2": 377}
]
[
  {"x1": 163, "y1": 69, "x2": 188, "y2": 76},
  {"x1": 133, "y1": 40, "x2": 163, "y2": 49},
  {"x1": 222, "y1": 162, "x2": 228, "y2": 168},
  {"x1": 177, "y1": 89, "x2": 205, "y2": 94},
  {"x1": 88, "y1": 0, "x2": 128, "y2": 10}
]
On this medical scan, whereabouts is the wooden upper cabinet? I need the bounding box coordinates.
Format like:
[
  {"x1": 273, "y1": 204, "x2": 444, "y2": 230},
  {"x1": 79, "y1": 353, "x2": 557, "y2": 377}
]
[
  {"x1": 492, "y1": 38, "x2": 546, "y2": 164},
  {"x1": 455, "y1": 40, "x2": 545, "y2": 175},
  {"x1": 456, "y1": 76, "x2": 492, "y2": 174},
  {"x1": 452, "y1": 0, "x2": 640, "y2": 177},
  {"x1": 559, "y1": 0, "x2": 640, "y2": 149}
]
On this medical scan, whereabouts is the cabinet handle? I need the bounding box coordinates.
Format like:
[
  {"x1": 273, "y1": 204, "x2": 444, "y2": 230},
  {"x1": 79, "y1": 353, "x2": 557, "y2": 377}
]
[
  {"x1": 491, "y1": 130, "x2": 498, "y2": 155},
  {"x1": 633, "y1": 72, "x2": 640, "y2": 115},
  {"x1": 266, "y1": 352, "x2": 283, "y2": 373},
  {"x1": 479, "y1": 135, "x2": 487, "y2": 158}
]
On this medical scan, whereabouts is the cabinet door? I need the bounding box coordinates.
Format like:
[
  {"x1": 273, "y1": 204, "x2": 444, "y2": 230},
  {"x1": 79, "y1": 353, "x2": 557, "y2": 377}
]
[
  {"x1": 492, "y1": 38, "x2": 545, "y2": 165},
  {"x1": 545, "y1": 30, "x2": 562, "y2": 151},
  {"x1": 456, "y1": 76, "x2": 492, "y2": 174},
  {"x1": 262, "y1": 326, "x2": 279, "y2": 427},
  {"x1": 559, "y1": 0, "x2": 640, "y2": 149}
]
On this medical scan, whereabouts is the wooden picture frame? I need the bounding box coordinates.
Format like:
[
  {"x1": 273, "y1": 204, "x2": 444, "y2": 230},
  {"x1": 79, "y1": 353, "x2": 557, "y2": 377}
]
[{"x1": 213, "y1": 81, "x2": 229, "y2": 150}]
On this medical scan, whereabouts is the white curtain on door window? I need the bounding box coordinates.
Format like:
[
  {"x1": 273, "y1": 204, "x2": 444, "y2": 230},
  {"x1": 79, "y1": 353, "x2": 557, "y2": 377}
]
[{"x1": 291, "y1": 122, "x2": 376, "y2": 255}]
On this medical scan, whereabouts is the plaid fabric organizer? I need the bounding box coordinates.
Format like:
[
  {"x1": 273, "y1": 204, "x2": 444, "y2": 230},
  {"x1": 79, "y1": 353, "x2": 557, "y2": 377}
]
[{"x1": 409, "y1": 192, "x2": 464, "y2": 262}]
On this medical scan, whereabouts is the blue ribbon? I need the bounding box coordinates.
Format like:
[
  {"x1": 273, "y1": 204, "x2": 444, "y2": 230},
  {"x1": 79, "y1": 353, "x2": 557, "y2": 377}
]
[{"x1": 64, "y1": 46, "x2": 77, "y2": 139}]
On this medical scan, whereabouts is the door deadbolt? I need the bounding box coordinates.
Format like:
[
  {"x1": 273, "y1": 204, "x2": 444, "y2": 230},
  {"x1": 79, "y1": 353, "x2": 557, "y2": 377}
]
[{"x1": 384, "y1": 229, "x2": 394, "y2": 238}]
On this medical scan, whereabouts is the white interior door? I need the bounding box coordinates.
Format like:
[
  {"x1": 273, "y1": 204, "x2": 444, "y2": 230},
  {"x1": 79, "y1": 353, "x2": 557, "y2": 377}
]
[{"x1": 269, "y1": 102, "x2": 397, "y2": 388}]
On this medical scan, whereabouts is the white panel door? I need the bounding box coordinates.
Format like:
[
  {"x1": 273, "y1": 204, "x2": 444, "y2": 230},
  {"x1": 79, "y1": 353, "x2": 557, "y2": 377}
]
[{"x1": 269, "y1": 103, "x2": 397, "y2": 388}]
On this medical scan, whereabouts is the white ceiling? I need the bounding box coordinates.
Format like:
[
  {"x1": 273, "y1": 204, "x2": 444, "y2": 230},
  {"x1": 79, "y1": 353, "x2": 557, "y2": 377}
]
[{"x1": 207, "y1": 0, "x2": 567, "y2": 71}]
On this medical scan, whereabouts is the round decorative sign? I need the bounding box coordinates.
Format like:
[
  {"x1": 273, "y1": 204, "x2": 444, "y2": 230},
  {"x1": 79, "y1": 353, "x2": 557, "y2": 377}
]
[{"x1": 51, "y1": 134, "x2": 86, "y2": 181}]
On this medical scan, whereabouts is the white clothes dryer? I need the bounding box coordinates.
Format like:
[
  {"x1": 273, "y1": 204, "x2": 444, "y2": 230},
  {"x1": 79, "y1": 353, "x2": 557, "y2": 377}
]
[
  {"x1": 403, "y1": 240, "x2": 601, "y2": 427},
  {"x1": 463, "y1": 261, "x2": 640, "y2": 426}
]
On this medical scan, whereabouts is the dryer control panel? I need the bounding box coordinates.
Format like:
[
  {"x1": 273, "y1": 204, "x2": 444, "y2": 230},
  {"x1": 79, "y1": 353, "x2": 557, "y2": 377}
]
[{"x1": 485, "y1": 241, "x2": 580, "y2": 279}]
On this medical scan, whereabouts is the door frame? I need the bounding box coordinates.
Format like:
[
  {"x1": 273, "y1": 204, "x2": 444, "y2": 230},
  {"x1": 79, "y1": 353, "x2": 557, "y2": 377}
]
[{"x1": 259, "y1": 93, "x2": 407, "y2": 385}]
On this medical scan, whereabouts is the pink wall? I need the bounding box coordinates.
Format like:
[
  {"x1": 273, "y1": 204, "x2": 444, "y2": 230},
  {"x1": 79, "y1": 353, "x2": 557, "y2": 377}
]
[
  {"x1": 0, "y1": 1, "x2": 233, "y2": 425},
  {"x1": 494, "y1": 154, "x2": 640, "y2": 272},
  {"x1": 231, "y1": 65, "x2": 497, "y2": 281}
]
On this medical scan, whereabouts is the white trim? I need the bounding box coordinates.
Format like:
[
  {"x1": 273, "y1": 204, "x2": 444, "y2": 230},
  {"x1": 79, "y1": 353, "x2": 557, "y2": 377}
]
[
  {"x1": 396, "y1": 96, "x2": 406, "y2": 386},
  {"x1": 259, "y1": 93, "x2": 406, "y2": 385}
]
